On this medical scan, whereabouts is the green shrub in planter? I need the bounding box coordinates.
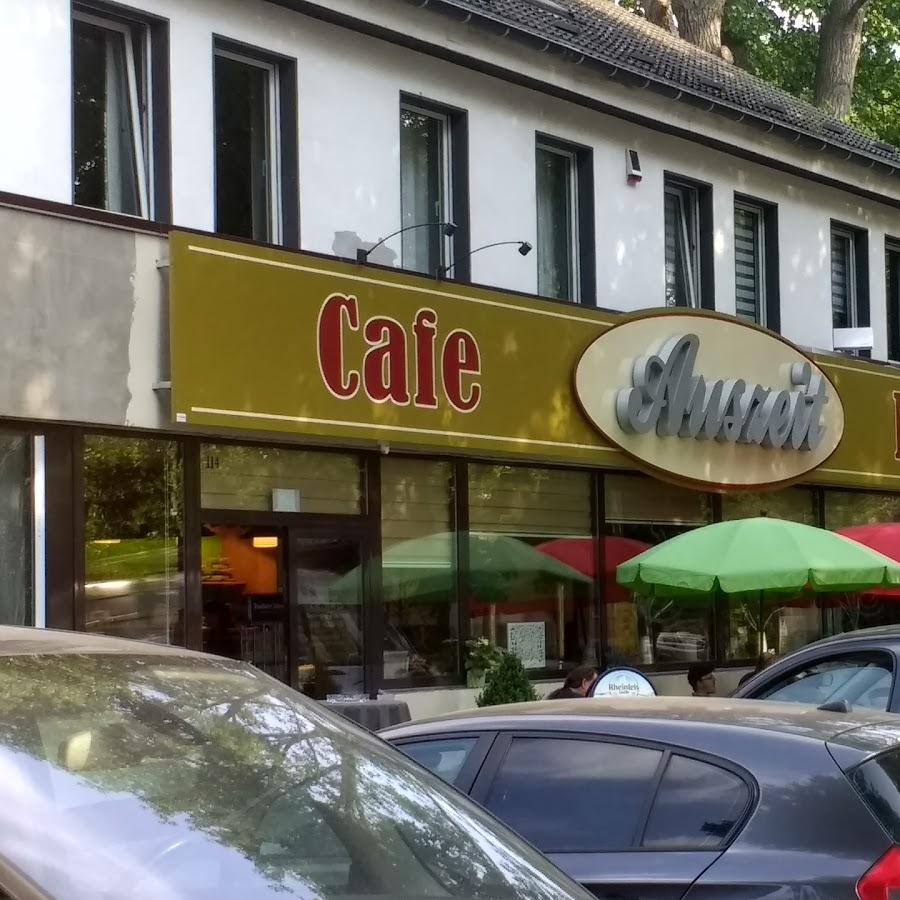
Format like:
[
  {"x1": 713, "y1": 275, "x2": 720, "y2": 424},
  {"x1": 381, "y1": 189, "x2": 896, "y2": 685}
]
[{"x1": 476, "y1": 652, "x2": 537, "y2": 707}]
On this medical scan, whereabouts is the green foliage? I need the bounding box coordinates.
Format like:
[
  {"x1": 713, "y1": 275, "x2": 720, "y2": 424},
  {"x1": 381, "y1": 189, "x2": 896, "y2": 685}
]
[
  {"x1": 722, "y1": 0, "x2": 900, "y2": 146},
  {"x1": 464, "y1": 637, "x2": 504, "y2": 673},
  {"x1": 476, "y1": 652, "x2": 538, "y2": 707}
]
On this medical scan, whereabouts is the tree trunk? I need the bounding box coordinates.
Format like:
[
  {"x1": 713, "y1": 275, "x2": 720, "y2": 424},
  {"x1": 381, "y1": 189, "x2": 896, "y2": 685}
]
[
  {"x1": 671, "y1": 0, "x2": 726, "y2": 55},
  {"x1": 644, "y1": 0, "x2": 678, "y2": 35},
  {"x1": 813, "y1": 0, "x2": 870, "y2": 120}
]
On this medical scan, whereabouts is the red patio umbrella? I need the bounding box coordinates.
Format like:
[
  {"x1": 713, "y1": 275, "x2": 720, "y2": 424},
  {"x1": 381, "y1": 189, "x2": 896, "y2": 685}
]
[
  {"x1": 536, "y1": 536, "x2": 650, "y2": 603},
  {"x1": 837, "y1": 523, "x2": 900, "y2": 598}
]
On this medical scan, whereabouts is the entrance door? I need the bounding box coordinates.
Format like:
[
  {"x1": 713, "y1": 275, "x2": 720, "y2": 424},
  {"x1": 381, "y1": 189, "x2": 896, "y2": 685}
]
[
  {"x1": 201, "y1": 523, "x2": 289, "y2": 683},
  {"x1": 291, "y1": 526, "x2": 372, "y2": 699}
]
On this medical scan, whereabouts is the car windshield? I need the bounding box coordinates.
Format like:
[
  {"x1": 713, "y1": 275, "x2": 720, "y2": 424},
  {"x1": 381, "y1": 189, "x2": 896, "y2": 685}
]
[{"x1": 0, "y1": 652, "x2": 588, "y2": 900}]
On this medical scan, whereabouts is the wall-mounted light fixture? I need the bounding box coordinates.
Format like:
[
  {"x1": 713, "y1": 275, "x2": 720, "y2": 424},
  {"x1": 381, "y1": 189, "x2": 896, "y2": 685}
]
[
  {"x1": 356, "y1": 222, "x2": 457, "y2": 264},
  {"x1": 437, "y1": 240, "x2": 532, "y2": 278},
  {"x1": 252, "y1": 536, "x2": 280, "y2": 549}
]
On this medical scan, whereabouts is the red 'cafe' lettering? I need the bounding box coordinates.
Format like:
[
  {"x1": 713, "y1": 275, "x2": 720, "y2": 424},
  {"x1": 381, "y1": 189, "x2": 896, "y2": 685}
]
[{"x1": 317, "y1": 293, "x2": 483, "y2": 413}]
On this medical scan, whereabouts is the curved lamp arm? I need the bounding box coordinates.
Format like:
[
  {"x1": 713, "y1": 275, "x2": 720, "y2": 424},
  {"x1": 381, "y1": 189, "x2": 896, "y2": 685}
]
[
  {"x1": 438, "y1": 241, "x2": 532, "y2": 278},
  {"x1": 356, "y1": 221, "x2": 457, "y2": 263}
]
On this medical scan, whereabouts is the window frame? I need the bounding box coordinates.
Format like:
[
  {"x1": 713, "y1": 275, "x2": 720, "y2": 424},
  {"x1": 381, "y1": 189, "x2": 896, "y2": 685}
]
[
  {"x1": 212, "y1": 37, "x2": 299, "y2": 247},
  {"x1": 830, "y1": 221, "x2": 870, "y2": 356},
  {"x1": 886, "y1": 238, "x2": 900, "y2": 362},
  {"x1": 664, "y1": 174, "x2": 714, "y2": 311},
  {"x1": 832, "y1": 225, "x2": 858, "y2": 329},
  {"x1": 72, "y1": 5, "x2": 153, "y2": 219},
  {"x1": 535, "y1": 138, "x2": 580, "y2": 302},
  {"x1": 471, "y1": 730, "x2": 756, "y2": 854},
  {"x1": 400, "y1": 101, "x2": 453, "y2": 274},
  {"x1": 398, "y1": 94, "x2": 471, "y2": 281},
  {"x1": 733, "y1": 195, "x2": 779, "y2": 331}
]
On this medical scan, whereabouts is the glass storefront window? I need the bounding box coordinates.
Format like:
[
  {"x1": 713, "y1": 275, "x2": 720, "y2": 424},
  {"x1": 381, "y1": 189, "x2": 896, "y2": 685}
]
[
  {"x1": 0, "y1": 434, "x2": 33, "y2": 626},
  {"x1": 605, "y1": 473, "x2": 712, "y2": 667},
  {"x1": 723, "y1": 487, "x2": 821, "y2": 661},
  {"x1": 201, "y1": 445, "x2": 362, "y2": 514},
  {"x1": 381, "y1": 458, "x2": 458, "y2": 683},
  {"x1": 824, "y1": 490, "x2": 900, "y2": 635},
  {"x1": 468, "y1": 464, "x2": 595, "y2": 673},
  {"x1": 84, "y1": 436, "x2": 183, "y2": 644}
]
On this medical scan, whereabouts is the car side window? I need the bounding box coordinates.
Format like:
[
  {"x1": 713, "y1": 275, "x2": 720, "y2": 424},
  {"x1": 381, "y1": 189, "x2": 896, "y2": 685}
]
[
  {"x1": 398, "y1": 737, "x2": 479, "y2": 785},
  {"x1": 642, "y1": 755, "x2": 751, "y2": 850},
  {"x1": 757, "y1": 653, "x2": 893, "y2": 710},
  {"x1": 484, "y1": 737, "x2": 663, "y2": 853}
]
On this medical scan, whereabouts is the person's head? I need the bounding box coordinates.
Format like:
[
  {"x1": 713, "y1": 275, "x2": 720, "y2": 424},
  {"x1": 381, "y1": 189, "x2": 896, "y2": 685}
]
[
  {"x1": 688, "y1": 661, "x2": 717, "y2": 696},
  {"x1": 563, "y1": 664, "x2": 599, "y2": 697}
]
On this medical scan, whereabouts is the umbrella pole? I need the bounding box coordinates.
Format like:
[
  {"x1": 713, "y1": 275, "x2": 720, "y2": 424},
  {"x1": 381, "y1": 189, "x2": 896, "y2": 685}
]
[
  {"x1": 556, "y1": 583, "x2": 565, "y2": 665},
  {"x1": 489, "y1": 603, "x2": 497, "y2": 645}
]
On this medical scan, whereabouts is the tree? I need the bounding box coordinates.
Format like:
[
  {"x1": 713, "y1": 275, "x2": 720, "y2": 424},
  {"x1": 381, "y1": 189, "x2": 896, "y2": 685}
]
[
  {"x1": 813, "y1": 0, "x2": 872, "y2": 117},
  {"x1": 639, "y1": 0, "x2": 900, "y2": 134}
]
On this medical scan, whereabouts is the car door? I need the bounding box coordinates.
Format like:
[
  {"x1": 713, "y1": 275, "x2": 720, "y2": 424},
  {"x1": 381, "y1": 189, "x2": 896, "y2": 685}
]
[
  {"x1": 470, "y1": 732, "x2": 753, "y2": 900},
  {"x1": 739, "y1": 649, "x2": 895, "y2": 711}
]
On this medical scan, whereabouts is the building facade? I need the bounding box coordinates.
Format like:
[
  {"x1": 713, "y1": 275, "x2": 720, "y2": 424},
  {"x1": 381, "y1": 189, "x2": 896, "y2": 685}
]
[{"x1": 3, "y1": 0, "x2": 900, "y2": 713}]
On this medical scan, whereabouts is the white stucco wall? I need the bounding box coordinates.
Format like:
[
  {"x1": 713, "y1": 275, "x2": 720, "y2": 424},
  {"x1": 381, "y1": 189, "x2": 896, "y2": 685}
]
[{"x1": 1, "y1": 0, "x2": 899, "y2": 358}]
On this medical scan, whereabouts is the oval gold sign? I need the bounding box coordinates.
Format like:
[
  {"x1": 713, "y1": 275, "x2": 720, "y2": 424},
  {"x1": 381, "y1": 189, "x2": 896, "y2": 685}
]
[{"x1": 574, "y1": 313, "x2": 845, "y2": 490}]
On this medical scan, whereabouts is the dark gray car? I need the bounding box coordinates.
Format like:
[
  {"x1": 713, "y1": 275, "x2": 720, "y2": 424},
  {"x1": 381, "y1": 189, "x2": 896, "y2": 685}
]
[
  {"x1": 382, "y1": 697, "x2": 900, "y2": 899},
  {"x1": 734, "y1": 625, "x2": 900, "y2": 711}
]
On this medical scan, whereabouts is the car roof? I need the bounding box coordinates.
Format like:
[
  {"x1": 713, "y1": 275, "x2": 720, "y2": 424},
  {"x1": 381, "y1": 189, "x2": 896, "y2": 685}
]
[
  {"x1": 802, "y1": 624, "x2": 900, "y2": 649},
  {"x1": 382, "y1": 696, "x2": 900, "y2": 747},
  {"x1": 0, "y1": 625, "x2": 211, "y2": 659}
]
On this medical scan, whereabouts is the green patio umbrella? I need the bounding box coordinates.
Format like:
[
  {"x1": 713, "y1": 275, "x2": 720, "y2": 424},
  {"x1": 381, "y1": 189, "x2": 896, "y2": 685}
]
[
  {"x1": 617, "y1": 517, "x2": 900, "y2": 599},
  {"x1": 365, "y1": 531, "x2": 591, "y2": 602}
]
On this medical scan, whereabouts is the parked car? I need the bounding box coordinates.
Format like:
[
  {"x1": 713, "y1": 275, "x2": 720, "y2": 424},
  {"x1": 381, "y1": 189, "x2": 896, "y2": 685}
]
[
  {"x1": 382, "y1": 696, "x2": 900, "y2": 899},
  {"x1": 0, "y1": 626, "x2": 592, "y2": 900},
  {"x1": 734, "y1": 624, "x2": 900, "y2": 711}
]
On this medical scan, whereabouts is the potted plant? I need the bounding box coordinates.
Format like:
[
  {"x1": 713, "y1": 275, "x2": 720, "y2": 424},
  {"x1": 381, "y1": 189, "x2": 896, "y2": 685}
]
[
  {"x1": 464, "y1": 638, "x2": 503, "y2": 689},
  {"x1": 476, "y1": 651, "x2": 538, "y2": 707}
]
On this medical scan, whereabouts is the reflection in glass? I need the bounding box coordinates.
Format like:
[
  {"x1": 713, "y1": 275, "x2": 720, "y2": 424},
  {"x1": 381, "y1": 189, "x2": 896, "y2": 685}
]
[
  {"x1": 400, "y1": 106, "x2": 447, "y2": 275},
  {"x1": 295, "y1": 537, "x2": 365, "y2": 699},
  {"x1": 201, "y1": 444, "x2": 362, "y2": 514},
  {"x1": 605, "y1": 474, "x2": 712, "y2": 666},
  {"x1": 381, "y1": 458, "x2": 459, "y2": 682},
  {"x1": 0, "y1": 434, "x2": 32, "y2": 626},
  {"x1": 536, "y1": 144, "x2": 575, "y2": 300},
  {"x1": 824, "y1": 490, "x2": 900, "y2": 635},
  {"x1": 201, "y1": 524, "x2": 288, "y2": 683},
  {"x1": 73, "y1": 16, "x2": 146, "y2": 216},
  {"x1": 84, "y1": 436, "x2": 183, "y2": 644},
  {"x1": 723, "y1": 487, "x2": 821, "y2": 660},
  {"x1": 214, "y1": 52, "x2": 273, "y2": 242},
  {"x1": 468, "y1": 464, "x2": 595, "y2": 672},
  {"x1": 0, "y1": 653, "x2": 586, "y2": 900}
]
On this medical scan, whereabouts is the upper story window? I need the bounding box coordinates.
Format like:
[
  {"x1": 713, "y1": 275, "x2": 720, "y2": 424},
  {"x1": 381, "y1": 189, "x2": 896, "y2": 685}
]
[
  {"x1": 887, "y1": 240, "x2": 900, "y2": 362},
  {"x1": 664, "y1": 175, "x2": 713, "y2": 309},
  {"x1": 535, "y1": 137, "x2": 595, "y2": 304},
  {"x1": 72, "y1": 5, "x2": 160, "y2": 218},
  {"x1": 734, "y1": 196, "x2": 779, "y2": 331},
  {"x1": 400, "y1": 97, "x2": 470, "y2": 280},
  {"x1": 214, "y1": 41, "x2": 298, "y2": 246},
  {"x1": 831, "y1": 223, "x2": 870, "y2": 354}
]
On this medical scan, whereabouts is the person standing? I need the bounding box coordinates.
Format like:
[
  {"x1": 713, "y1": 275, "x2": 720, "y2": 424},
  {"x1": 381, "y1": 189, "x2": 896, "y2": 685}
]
[
  {"x1": 546, "y1": 664, "x2": 599, "y2": 699},
  {"x1": 688, "y1": 662, "x2": 717, "y2": 696}
]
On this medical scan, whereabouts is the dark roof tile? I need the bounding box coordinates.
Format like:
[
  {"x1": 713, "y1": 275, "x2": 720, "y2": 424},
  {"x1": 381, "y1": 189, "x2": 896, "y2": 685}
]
[{"x1": 420, "y1": 0, "x2": 900, "y2": 170}]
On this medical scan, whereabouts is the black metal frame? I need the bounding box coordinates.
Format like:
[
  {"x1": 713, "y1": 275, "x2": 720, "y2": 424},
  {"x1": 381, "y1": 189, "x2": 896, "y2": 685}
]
[{"x1": 44, "y1": 417, "x2": 900, "y2": 688}]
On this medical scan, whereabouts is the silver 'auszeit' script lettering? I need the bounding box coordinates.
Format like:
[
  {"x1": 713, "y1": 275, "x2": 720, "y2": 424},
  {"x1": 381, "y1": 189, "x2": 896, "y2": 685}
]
[{"x1": 615, "y1": 334, "x2": 828, "y2": 451}]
